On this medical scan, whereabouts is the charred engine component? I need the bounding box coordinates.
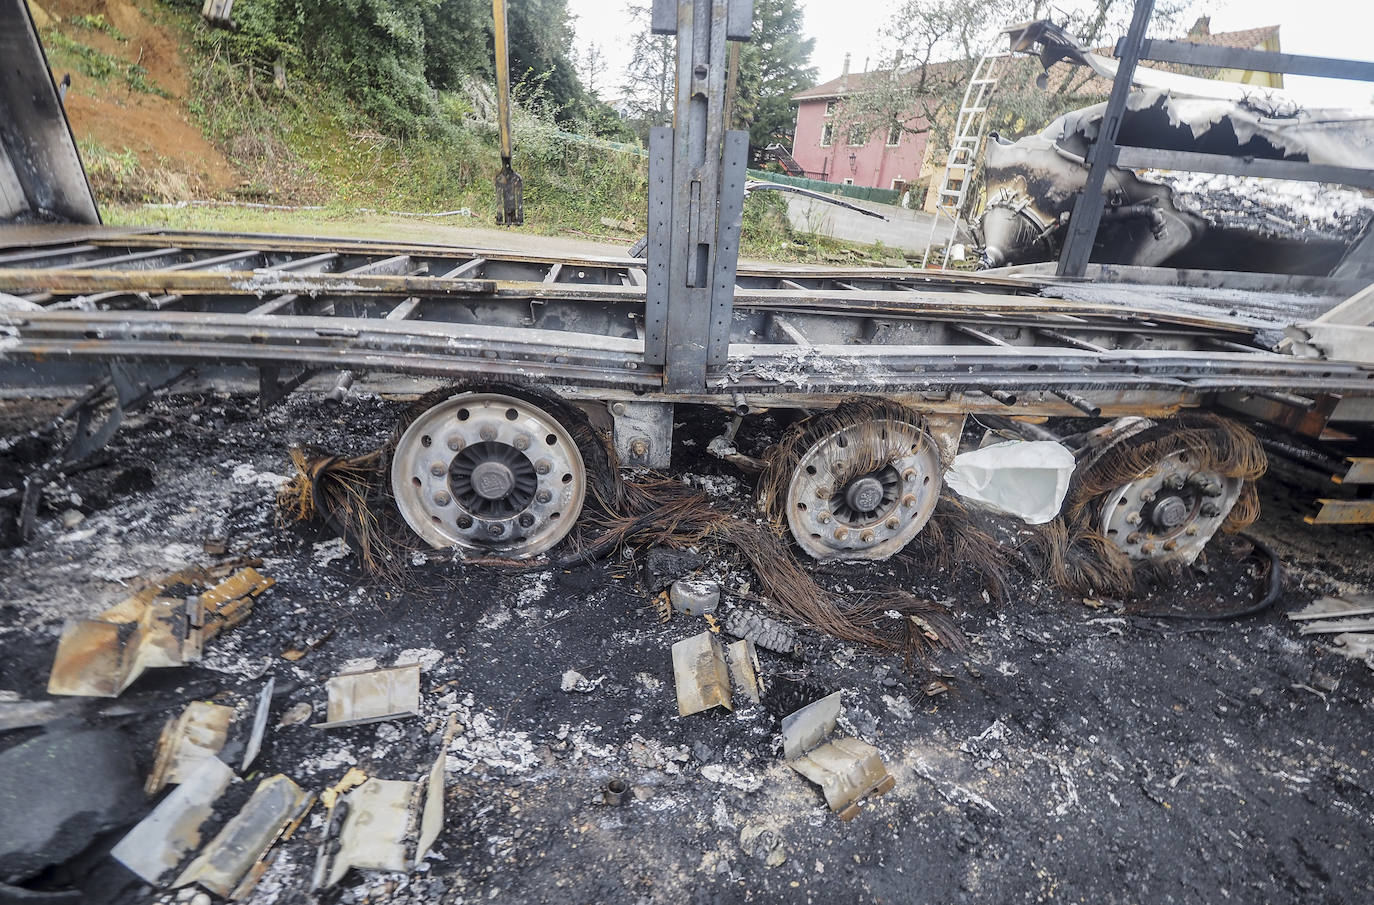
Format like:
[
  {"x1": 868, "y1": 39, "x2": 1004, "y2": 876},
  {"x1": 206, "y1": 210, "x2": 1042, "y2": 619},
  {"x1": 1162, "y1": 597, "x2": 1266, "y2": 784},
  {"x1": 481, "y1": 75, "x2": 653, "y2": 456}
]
[
  {"x1": 977, "y1": 89, "x2": 1374, "y2": 273},
  {"x1": 978, "y1": 130, "x2": 1205, "y2": 269}
]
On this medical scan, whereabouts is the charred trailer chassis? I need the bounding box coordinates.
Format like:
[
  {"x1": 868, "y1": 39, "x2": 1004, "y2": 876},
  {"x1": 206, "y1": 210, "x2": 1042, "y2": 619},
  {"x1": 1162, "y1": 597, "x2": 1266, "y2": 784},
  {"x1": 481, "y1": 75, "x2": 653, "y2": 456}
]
[{"x1": 3, "y1": 0, "x2": 1374, "y2": 567}]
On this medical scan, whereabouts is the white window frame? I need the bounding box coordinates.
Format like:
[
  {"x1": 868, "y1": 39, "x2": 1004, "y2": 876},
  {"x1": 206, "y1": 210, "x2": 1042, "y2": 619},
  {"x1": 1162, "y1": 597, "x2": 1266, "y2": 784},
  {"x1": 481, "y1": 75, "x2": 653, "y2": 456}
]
[
  {"x1": 886, "y1": 124, "x2": 901, "y2": 146},
  {"x1": 825, "y1": 99, "x2": 837, "y2": 116},
  {"x1": 820, "y1": 123, "x2": 833, "y2": 147},
  {"x1": 842, "y1": 177, "x2": 855, "y2": 185}
]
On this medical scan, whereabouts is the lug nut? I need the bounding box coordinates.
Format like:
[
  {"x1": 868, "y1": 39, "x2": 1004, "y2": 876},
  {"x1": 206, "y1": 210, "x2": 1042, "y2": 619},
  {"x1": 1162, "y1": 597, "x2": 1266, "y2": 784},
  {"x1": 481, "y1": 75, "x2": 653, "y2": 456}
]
[
  {"x1": 1201, "y1": 482, "x2": 1223, "y2": 498},
  {"x1": 514, "y1": 434, "x2": 531, "y2": 451},
  {"x1": 1162, "y1": 474, "x2": 1186, "y2": 491},
  {"x1": 536, "y1": 489, "x2": 552, "y2": 504},
  {"x1": 885, "y1": 517, "x2": 900, "y2": 530},
  {"x1": 817, "y1": 486, "x2": 833, "y2": 499},
  {"x1": 901, "y1": 494, "x2": 918, "y2": 509},
  {"x1": 629, "y1": 438, "x2": 649, "y2": 458},
  {"x1": 817, "y1": 512, "x2": 831, "y2": 524},
  {"x1": 1126, "y1": 512, "x2": 1142, "y2": 526},
  {"x1": 902, "y1": 469, "x2": 917, "y2": 483},
  {"x1": 1139, "y1": 490, "x2": 1156, "y2": 504},
  {"x1": 479, "y1": 424, "x2": 497, "y2": 441},
  {"x1": 430, "y1": 463, "x2": 446, "y2": 477},
  {"x1": 457, "y1": 515, "x2": 473, "y2": 529},
  {"x1": 1200, "y1": 502, "x2": 1221, "y2": 518},
  {"x1": 834, "y1": 527, "x2": 850, "y2": 542},
  {"x1": 487, "y1": 523, "x2": 504, "y2": 537},
  {"x1": 433, "y1": 491, "x2": 451, "y2": 506},
  {"x1": 1141, "y1": 542, "x2": 1156, "y2": 554},
  {"x1": 536, "y1": 460, "x2": 551, "y2": 475},
  {"x1": 1185, "y1": 525, "x2": 1198, "y2": 536},
  {"x1": 861, "y1": 529, "x2": 875, "y2": 543},
  {"x1": 446, "y1": 435, "x2": 464, "y2": 452},
  {"x1": 1163, "y1": 539, "x2": 1179, "y2": 551},
  {"x1": 518, "y1": 513, "x2": 535, "y2": 528},
  {"x1": 1126, "y1": 532, "x2": 1142, "y2": 545}
]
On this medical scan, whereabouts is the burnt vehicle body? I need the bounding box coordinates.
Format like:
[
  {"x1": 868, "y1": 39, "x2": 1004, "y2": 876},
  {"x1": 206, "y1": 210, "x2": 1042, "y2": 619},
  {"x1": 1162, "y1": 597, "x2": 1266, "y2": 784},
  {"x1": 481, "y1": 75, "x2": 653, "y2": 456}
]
[{"x1": 978, "y1": 21, "x2": 1374, "y2": 274}]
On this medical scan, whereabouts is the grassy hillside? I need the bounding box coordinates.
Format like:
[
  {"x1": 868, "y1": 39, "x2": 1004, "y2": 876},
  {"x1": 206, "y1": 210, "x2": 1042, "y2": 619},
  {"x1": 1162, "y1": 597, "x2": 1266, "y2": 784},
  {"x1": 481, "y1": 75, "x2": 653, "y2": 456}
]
[{"x1": 35, "y1": 0, "x2": 905, "y2": 264}]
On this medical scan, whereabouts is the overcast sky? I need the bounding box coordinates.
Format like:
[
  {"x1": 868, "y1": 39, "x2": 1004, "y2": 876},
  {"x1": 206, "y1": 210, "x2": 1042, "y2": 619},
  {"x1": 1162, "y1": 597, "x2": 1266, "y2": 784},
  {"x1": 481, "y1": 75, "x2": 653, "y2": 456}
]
[{"x1": 566, "y1": 0, "x2": 1374, "y2": 108}]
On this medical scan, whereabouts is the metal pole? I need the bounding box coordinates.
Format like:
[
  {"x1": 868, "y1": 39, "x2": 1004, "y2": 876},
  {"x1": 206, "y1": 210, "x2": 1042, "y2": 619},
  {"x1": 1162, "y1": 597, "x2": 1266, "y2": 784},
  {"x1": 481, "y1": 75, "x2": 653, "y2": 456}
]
[
  {"x1": 1056, "y1": 0, "x2": 1154, "y2": 277},
  {"x1": 645, "y1": 0, "x2": 753, "y2": 391},
  {"x1": 492, "y1": 0, "x2": 523, "y2": 225}
]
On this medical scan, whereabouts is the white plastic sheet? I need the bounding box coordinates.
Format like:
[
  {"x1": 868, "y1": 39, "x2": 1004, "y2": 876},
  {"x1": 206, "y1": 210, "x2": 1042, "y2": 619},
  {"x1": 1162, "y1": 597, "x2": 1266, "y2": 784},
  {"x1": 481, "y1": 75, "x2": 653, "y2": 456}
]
[{"x1": 945, "y1": 440, "x2": 1075, "y2": 525}]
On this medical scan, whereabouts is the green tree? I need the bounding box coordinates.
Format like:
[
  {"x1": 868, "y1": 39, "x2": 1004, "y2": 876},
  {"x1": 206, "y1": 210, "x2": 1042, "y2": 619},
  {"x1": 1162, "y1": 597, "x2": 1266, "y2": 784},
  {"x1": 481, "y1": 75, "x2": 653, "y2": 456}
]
[
  {"x1": 733, "y1": 0, "x2": 817, "y2": 150},
  {"x1": 423, "y1": 0, "x2": 494, "y2": 89},
  {"x1": 622, "y1": 1, "x2": 675, "y2": 135},
  {"x1": 842, "y1": 0, "x2": 1198, "y2": 150}
]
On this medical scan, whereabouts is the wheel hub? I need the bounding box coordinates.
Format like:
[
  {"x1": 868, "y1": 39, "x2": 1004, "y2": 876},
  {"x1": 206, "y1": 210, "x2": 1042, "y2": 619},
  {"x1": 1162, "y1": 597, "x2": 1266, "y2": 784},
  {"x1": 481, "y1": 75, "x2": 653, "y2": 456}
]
[
  {"x1": 1097, "y1": 449, "x2": 1242, "y2": 563},
  {"x1": 785, "y1": 419, "x2": 942, "y2": 562},
  {"x1": 389, "y1": 393, "x2": 586, "y2": 557},
  {"x1": 1149, "y1": 494, "x2": 1189, "y2": 530},
  {"x1": 844, "y1": 475, "x2": 887, "y2": 515}
]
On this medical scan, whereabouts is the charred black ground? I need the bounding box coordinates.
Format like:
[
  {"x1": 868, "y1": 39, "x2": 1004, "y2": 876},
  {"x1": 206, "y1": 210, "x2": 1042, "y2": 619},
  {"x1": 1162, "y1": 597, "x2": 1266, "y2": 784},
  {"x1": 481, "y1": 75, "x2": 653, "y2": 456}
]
[{"x1": 2, "y1": 391, "x2": 1372, "y2": 905}]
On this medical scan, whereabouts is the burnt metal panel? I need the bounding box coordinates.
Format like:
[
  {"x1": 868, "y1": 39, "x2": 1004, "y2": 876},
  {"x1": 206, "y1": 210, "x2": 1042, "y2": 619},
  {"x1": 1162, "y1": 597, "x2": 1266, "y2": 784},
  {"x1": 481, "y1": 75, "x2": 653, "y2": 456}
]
[
  {"x1": 645, "y1": 127, "x2": 673, "y2": 364},
  {"x1": 708, "y1": 131, "x2": 748, "y2": 365},
  {"x1": 1125, "y1": 38, "x2": 1374, "y2": 81},
  {"x1": 0, "y1": 0, "x2": 100, "y2": 224},
  {"x1": 1114, "y1": 147, "x2": 1374, "y2": 191}
]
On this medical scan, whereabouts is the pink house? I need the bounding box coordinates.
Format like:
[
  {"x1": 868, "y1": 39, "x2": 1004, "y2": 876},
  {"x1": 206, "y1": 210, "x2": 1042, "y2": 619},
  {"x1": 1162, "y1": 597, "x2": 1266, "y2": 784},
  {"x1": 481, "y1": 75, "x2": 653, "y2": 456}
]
[{"x1": 789, "y1": 58, "x2": 929, "y2": 194}]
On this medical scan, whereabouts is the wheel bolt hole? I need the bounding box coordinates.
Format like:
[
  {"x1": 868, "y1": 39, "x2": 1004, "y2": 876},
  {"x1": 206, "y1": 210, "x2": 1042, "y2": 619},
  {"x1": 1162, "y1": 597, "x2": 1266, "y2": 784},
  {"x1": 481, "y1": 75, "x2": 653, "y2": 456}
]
[
  {"x1": 411, "y1": 476, "x2": 421, "y2": 488},
  {"x1": 561, "y1": 473, "x2": 572, "y2": 484},
  {"x1": 457, "y1": 409, "x2": 470, "y2": 421},
  {"x1": 505, "y1": 408, "x2": 519, "y2": 421},
  {"x1": 420, "y1": 435, "x2": 432, "y2": 448},
  {"x1": 545, "y1": 433, "x2": 557, "y2": 445}
]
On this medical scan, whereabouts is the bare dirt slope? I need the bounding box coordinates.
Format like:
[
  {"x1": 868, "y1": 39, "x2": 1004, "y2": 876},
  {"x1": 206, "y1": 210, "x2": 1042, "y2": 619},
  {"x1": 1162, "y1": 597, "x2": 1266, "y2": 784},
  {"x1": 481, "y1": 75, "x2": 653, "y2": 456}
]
[{"x1": 35, "y1": 0, "x2": 236, "y2": 197}]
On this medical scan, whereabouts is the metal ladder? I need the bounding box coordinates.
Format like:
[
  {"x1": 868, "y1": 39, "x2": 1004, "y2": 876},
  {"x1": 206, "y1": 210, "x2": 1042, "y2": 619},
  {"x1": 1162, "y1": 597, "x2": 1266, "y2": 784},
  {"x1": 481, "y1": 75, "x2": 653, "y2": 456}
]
[{"x1": 920, "y1": 50, "x2": 1007, "y2": 270}]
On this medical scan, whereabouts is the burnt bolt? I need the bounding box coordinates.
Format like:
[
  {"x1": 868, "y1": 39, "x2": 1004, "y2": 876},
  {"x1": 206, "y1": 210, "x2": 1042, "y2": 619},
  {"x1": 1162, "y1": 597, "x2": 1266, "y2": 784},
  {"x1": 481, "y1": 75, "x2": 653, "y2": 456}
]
[{"x1": 1200, "y1": 502, "x2": 1222, "y2": 518}]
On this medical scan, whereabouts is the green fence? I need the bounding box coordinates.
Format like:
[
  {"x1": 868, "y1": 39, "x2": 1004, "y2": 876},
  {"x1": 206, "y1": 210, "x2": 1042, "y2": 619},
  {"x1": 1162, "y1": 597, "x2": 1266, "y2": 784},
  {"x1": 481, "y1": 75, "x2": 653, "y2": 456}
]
[{"x1": 746, "y1": 168, "x2": 902, "y2": 206}]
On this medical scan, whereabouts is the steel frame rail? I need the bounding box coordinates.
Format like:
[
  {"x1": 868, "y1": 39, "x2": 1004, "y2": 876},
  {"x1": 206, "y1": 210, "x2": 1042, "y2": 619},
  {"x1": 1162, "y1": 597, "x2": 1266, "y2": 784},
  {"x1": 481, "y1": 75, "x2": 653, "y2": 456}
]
[{"x1": 4, "y1": 227, "x2": 1373, "y2": 422}]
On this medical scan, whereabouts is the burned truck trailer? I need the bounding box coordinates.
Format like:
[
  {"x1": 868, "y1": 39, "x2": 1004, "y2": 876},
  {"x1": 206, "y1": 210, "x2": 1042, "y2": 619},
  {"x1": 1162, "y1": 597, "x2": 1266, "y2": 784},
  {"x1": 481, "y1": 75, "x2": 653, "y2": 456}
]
[{"x1": 5, "y1": 0, "x2": 1374, "y2": 575}]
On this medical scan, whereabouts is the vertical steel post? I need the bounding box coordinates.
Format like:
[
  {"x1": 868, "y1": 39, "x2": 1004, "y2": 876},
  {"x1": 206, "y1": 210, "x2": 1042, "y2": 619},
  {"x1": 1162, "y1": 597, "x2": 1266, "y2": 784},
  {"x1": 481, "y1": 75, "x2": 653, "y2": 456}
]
[
  {"x1": 1056, "y1": 0, "x2": 1154, "y2": 277},
  {"x1": 492, "y1": 0, "x2": 523, "y2": 225},
  {"x1": 645, "y1": 0, "x2": 752, "y2": 391}
]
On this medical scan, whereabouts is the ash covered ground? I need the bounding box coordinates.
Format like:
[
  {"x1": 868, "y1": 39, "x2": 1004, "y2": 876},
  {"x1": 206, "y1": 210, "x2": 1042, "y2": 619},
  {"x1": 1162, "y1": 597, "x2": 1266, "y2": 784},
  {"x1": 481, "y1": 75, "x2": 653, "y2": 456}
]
[{"x1": 2, "y1": 389, "x2": 1373, "y2": 905}]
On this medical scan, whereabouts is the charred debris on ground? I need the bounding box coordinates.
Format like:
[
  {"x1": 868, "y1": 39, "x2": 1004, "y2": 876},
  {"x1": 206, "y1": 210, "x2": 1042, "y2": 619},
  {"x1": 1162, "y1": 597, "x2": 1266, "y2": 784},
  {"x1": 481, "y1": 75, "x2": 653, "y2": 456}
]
[{"x1": 1, "y1": 391, "x2": 1373, "y2": 904}]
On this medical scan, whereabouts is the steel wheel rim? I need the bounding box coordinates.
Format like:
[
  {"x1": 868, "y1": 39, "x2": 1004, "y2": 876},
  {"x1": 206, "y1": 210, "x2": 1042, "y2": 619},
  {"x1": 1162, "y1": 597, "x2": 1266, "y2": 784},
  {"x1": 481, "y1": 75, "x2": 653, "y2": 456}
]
[
  {"x1": 1097, "y1": 449, "x2": 1242, "y2": 563},
  {"x1": 784, "y1": 419, "x2": 942, "y2": 562},
  {"x1": 390, "y1": 392, "x2": 586, "y2": 557}
]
